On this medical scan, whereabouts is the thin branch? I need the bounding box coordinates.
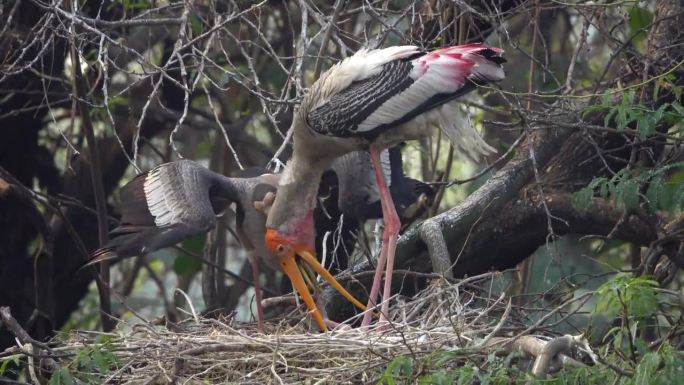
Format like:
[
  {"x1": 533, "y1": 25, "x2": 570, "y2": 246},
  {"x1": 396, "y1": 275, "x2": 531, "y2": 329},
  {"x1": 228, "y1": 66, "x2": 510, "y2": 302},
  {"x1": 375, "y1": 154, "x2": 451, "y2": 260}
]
[{"x1": 66, "y1": 0, "x2": 114, "y2": 331}]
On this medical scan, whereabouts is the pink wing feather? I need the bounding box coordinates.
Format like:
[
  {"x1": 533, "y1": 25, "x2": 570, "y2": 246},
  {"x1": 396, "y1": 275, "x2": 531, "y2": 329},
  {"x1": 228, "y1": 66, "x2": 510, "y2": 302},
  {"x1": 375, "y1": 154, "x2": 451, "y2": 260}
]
[{"x1": 357, "y1": 43, "x2": 504, "y2": 133}]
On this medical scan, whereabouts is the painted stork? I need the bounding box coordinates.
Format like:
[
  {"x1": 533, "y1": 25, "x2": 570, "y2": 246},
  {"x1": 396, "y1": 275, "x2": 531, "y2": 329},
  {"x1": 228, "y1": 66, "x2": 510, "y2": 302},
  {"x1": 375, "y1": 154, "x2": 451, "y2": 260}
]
[
  {"x1": 319, "y1": 146, "x2": 434, "y2": 273},
  {"x1": 331, "y1": 146, "x2": 433, "y2": 226},
  {"x1": 87, "y1": 159, "x2": 366, "y2": 331},
  {"x1": 282, "y1": 147, "x2": 434, "y2": 296},
  {"x1": 89, "y1": 150, "x2": 430, "y2": 331},
  {"x1": 264, "y1": 43, "x2": 505, "y2": 329}
]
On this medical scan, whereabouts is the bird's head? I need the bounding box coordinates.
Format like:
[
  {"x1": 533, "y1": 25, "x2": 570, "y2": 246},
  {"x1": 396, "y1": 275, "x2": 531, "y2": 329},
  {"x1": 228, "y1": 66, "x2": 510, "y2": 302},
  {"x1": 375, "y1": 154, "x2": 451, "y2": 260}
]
[
  {"x1": 265, "y1": 226, "x2": 366, "y2": 331},
  {"x1": 263, "y1": 155, "x2": 366, "y2": 331}
]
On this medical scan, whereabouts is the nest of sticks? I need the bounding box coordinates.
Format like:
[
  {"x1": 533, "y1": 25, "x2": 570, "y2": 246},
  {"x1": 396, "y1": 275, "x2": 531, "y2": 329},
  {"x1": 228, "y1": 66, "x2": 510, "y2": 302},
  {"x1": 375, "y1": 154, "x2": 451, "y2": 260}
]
[{"x1": 2, "y1": 273, "x2": 596, "y2": 384}]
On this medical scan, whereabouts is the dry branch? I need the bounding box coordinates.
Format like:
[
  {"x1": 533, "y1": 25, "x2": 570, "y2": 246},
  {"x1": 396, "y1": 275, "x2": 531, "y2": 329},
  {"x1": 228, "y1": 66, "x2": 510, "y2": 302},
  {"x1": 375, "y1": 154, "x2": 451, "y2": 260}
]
[{"x1": 67, "y1": 17, "x2": 114, "y2": 332}]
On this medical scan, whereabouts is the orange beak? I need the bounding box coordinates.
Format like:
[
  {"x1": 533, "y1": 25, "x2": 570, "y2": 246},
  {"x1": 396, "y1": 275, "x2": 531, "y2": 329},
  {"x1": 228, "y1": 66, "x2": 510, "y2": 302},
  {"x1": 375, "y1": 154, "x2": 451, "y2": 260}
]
[{"x1": 265, "y1": 229, "x2": 366, "y2": 331}]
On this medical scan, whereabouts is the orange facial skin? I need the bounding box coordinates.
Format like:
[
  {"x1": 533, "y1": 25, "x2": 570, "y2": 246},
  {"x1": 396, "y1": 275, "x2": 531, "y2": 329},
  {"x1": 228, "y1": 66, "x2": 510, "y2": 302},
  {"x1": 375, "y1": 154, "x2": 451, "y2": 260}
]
[{"x1": 265, "y1": 228, "x2": 366, "y2": 331}]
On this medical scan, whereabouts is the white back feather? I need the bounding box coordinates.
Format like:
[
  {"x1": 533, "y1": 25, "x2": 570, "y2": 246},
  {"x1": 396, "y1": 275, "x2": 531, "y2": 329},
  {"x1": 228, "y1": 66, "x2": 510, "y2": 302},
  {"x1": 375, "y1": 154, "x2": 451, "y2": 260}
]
[
  {"x1": 310, "y1": 45, "x2": 419, "y2": 109},
  {"x1": 415, "y1": 102, "x2": 496, "y2": 160}
]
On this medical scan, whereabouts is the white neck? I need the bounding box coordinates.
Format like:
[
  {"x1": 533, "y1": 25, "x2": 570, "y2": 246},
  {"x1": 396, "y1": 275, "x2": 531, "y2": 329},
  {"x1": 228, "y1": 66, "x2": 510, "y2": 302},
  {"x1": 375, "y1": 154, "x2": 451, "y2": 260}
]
[{"x1": 265, "y1": 152, "x2": 329, "y2": 234}]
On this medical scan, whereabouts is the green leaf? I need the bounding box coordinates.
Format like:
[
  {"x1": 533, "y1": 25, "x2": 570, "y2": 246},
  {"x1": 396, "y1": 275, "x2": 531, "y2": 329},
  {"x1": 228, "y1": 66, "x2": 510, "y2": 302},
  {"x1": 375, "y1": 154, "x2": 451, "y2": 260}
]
[
  {"x1": 420, "y1": 371, "x2": 453, "y2": 385},
  {"x1": 638, "y1": 112, "x2": 655, "y2": 138},
  {"x1": 646, "y1": 174, "x2": 663, "y2": 208},
  {"x1": 0, "y1": 354, "x2": 21, "y2": 376},
  {"x1": 92, "y1": 347, "x2": 109, "y2": 372},
  {"x1": 635, "y1": 352, "x2": 660, "y2": 385},
  {"x1": 457, "y1": 366, "x2": 477, "y2": 385},
  {"x1": 603, "y1": 107, "x2": 616, "y2": 128},
  {"x1": 653, "y1": 79, "x2": 662, "y2": 101},
  {"x1": 672, "y1": 102, "x2": 684, "y2": 122},
  {"x1": 380, "y1": 356, "x2": 414, "y2": 384},
  {"x1": 573, "y1": 186, "x2": 593, "y2": 209},
  {"x1": 48, "y1": 367, "x2": 75, "y2": 385},
  {"x1": 654, "y1": 103, "x2": 668, "y2": 123},
  {"x1": 626, "y1": 278, "x2": 658, "y2": 318},
  {"x1": 107, "y1": 95, "x2": 128, "y2": 110},
  {"x1": 629, "y1": 5, "x2": 653, "y2": 44},
  {"x1": 173, "y1": 234, "x2": 206, "y2": 276},
  {"x1": 621, "y1": 179, "x2": 640, "y2": 209},
  {"x1": 673, "y1": 177, "x2": 684, "y2": 210},
  {"x1": 594, "y1": 274, "x2": 659, "y2": 322},
  {"x1": 616, "y1": 104, "x2": 628, "y2": 130},
  {"x1": 190, "y1": 14, "x2": 203, "y2": 36},
  {"x1": 173, "y1": 254, "x2": 203, "y2": 276},
  {"x1": 122, "y1": 0, "x2": 151, "y2": 11}
]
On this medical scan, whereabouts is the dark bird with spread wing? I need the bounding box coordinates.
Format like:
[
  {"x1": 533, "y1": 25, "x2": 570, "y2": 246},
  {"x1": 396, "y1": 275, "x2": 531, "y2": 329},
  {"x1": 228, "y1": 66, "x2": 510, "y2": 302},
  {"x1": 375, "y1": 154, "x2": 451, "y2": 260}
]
[{"x1": 87, "y1": 160, "x2": 364, "y2": 331}]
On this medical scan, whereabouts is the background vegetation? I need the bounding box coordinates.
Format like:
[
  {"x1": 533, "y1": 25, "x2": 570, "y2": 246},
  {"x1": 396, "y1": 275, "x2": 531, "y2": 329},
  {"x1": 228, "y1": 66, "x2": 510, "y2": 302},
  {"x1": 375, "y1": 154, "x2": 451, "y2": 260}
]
[{"x1": 1, "y1": 0, "x2": 683, "y2": 383}]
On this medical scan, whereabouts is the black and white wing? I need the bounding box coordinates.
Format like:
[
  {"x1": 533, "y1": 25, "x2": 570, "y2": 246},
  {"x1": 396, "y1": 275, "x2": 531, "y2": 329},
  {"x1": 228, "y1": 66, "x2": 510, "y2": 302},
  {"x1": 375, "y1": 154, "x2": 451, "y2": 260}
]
[
  {"x1": 305, "y1": 44, "x2": 505, "y2": 147},
  {"x1": 307, "y1": 59, "x2": 416, "y2": 139},
  {"x1": 88, "y1": 160, "x2": 244, "y2": 264}
]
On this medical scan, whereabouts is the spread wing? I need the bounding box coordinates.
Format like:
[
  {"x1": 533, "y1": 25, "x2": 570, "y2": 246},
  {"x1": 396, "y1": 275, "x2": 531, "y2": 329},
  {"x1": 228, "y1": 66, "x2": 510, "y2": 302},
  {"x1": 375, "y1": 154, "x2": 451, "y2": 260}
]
[{"x1": 87, "y1": 160, "x2": 244, "y2": 265}]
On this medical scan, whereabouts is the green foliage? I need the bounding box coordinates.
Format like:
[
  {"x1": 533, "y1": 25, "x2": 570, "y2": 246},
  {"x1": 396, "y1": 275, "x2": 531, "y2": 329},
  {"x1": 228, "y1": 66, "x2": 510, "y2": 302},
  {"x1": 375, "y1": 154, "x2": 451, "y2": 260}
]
[
  {"x1": 377, "y1": 342, "x2": 684, "y2": 385},
  {"x1": 106, "y1": 95, "x2": 128, "y2": 111},
  {"x1": 628, "y1": 4, "x2": 653, "y2": 45},
  {"x1": 0, "y1": 354, "x2": 21, "y2": 378},
  {"x1": 31, "y1": 336, "x2": 122, "y2": 384},
  {"x1": 378, "y1": 352, "x2": 533, "y2": 385},
  {"x1": 573, "y1": 163, "x2": 684, "y2": 212},
  {"x1": 584, "y1": 90, "x2": 684, "y2": 139},
  {"x1": 49, "y1": 367, "x2": 75, "y2": 385},
  {"x1": 106, "y1": 0, "x2": 151, "y2": 12},
  {"x1": 621, "y1": 344, "x2": 684, "y2": 385},
  {"x1": 378, "y1": 356, "x2": 414, "y2": 384},
  {"x1": 189, "y1": 14, "x2": 203, "y2": 36},
  {"x1": 62, "y1": 336, "x2": 120, "y2": 384},
  {"x1": 173, "y1": 234, "x2": 205, "y2": 276},
  {"x1": 581, "y1": 274, "x2": 684, "y2": 385},
  {"x1": 593, "y1": 274, "x2": 658, "y2": 320},
  {"x1": 121, "y1": 0, "x2": 151, "y2": 11}
]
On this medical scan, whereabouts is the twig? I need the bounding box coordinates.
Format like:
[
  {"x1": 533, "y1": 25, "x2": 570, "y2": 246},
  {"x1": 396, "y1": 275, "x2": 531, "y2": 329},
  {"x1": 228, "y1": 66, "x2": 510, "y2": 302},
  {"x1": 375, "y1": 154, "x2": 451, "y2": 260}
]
[
  {"x1": 0, "y1": 307, "x2": 52, "y2": 353},
  {"x1": 429, "y1": 132, "x2": 525, "y2": 187},
  {"x1": 313, "y1": 0, "x2": 345, "y2": 79},
  {"x1": 66, "y1": 0, "x2": 114, "y2": 331}
]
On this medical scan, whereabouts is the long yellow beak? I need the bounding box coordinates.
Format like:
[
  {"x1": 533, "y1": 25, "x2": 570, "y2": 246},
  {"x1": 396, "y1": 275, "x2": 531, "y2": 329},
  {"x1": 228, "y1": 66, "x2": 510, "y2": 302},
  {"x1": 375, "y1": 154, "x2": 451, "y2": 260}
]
[{"x1": 268, "y1": 239, "x2": 366, "y2": 331}]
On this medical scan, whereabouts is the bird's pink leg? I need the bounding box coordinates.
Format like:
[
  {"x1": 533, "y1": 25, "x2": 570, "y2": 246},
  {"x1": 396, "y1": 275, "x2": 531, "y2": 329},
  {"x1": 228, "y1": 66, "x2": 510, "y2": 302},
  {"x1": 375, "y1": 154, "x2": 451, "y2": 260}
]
[
  {"x1": 360, "y1": 234, "x2": 387, "y2": 327},
  {"x1": 361, "y1": 145, "x2": 401, "y2": 327},
  {"x1": 248, "y1": 251, "x2": 265, "y2": 333}
]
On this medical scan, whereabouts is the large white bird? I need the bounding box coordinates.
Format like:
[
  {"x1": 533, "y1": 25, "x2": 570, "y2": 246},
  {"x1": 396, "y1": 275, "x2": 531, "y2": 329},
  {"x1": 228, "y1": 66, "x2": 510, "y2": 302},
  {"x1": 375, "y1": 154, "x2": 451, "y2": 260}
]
[{"x1": 264, "y1": 43, "x2": 506, "y2": 330}]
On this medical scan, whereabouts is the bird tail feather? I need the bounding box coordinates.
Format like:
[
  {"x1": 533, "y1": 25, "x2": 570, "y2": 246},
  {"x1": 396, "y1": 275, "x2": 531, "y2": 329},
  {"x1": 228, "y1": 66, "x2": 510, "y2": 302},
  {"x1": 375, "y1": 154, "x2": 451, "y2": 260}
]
[
  {"x1": 81, "y1": 248, "x2": 119, "y2": 270},
  {"x1": 428, "y1": 102, "x2": 496, "y2": 161}
]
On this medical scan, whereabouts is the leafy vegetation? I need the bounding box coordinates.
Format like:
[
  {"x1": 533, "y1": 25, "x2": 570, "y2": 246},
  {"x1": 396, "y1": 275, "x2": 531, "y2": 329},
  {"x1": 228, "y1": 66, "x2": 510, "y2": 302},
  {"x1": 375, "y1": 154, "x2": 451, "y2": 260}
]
[
  {"x1": 378, "y1": 274, "x2": 683, "y2": 384},
  {"x1": 376, "y1": 345, "x2": 683, "y2": 385},
  {"x1": 45, "y1": 337, "x2": 119, "y2": 385},
  {"x1": 575, "y1": 90, "x2": 684, "y2": 211}
]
